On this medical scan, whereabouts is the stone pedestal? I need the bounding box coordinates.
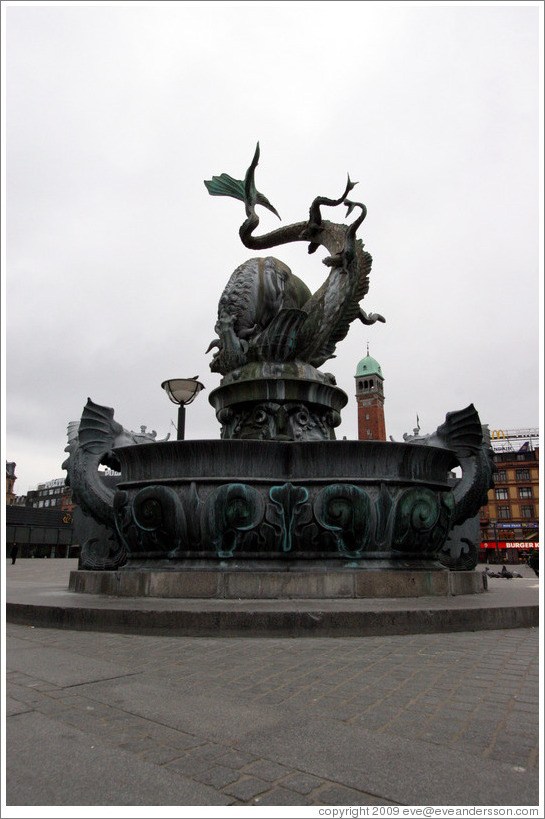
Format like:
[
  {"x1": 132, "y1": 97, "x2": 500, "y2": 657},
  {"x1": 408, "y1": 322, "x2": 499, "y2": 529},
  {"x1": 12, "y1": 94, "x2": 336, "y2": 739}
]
[{"x1": 208, "y1": 362, "x2": 348, "y2": 441}]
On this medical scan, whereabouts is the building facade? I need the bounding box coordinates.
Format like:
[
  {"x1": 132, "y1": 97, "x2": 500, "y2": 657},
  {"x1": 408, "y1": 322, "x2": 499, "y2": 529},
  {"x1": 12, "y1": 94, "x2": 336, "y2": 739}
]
[
  {"x1": 355, "y1": 348, "x2": 386, "y2": 441},
  {"x1": 6, "y1": 462, "x2": 17, "y2": 505},
  {"x1": 5, "y1": 471, "x2": 77, "y2": 558},
  {"x1": 479, "y1": 438, "x2": 539, "y2": 563},
  {"x1": 6, "y1": 505, "x2": 76, "y2": 558},
  {"x1": 26, "y1": 477, "x2": 74, "y2": 511}
]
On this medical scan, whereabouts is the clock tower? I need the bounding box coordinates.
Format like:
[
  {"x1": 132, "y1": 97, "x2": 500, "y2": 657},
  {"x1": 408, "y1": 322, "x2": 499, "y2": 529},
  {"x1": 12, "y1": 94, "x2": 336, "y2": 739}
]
[{"x1": 355, "y1": 346, "x2": 386, "y2": 441}]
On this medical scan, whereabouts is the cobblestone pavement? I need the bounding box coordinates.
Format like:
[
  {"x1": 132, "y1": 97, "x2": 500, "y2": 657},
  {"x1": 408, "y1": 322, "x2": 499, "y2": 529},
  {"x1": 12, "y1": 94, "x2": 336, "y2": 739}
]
[{"x1": 6, "y1": 623, "x2": 540, "y2": 807}]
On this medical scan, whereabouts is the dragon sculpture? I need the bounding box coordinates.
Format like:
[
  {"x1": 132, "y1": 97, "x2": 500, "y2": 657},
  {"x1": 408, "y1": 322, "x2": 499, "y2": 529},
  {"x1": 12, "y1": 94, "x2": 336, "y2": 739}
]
[
  {"x1": 399, "y1": 404, "x2": 496, "y2": 569},
  {"x1": 63, "y1": 398, "x2": 169, "y2": 569},
  {"x1": 205, "y1": 143, "x2": 385, "y2": 375},
  {"x1": 62, "y1": 148, "x2": 494, "y2": 573}
]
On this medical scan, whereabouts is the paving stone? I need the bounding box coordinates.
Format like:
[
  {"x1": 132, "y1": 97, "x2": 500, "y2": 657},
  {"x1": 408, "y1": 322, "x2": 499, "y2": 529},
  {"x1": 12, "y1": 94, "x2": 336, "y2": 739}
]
[
  {"x1": 223, "y1": 776, "x2": 270, "y2": 801},
  {"x1": 492, "y1": 734, "x2": 537, "y2": 752},
  {"x1": 190, "y1": 743, "x2": 232, "y2": 762},
  {"x1": 218, "y1": 750, "x2": 259, "y2": 769},
  {"x1": 281, "y1": 772, "x2": 324, "y2": 794},
  {"x1": 139, "y1": 744, "x2": 186, "y2": 765},
  {"x1": 194, "y1": 765, "x2": 241, "y2": 788},
  {"x1": 455, "y1": 727, "x2": 497, "y2": 745},
  {"x1": 419, "y1": 723, "x2": 463, "y2": 742},
  {"x1": 165, "y1": 754, "x2": 214, "y2": 777},
  {"x1": 117, "y1": 737, "x2": 159, "y2": 754},
  {"x1": 152, "y1": 730, "x2": 204, "y2": 751},
  {"x1": 244, "y1": 758, "x2": 291, "y2": 781},
  {"x1": 317, "y1": 784, "x2": 397, "y2": 805},
  {"x1": 27, "y1": 681, "x2": 59, "y2": 691},
  {"x1": 385, "y1": 720, "x2": 423, "y2": 740},
  {"x1": 252, "y1": 786, "x2": 313, "y2": 805},
  {"x1": 452, "y1": 738, "x2": 493, "y2": 757},
  {"x1": 352, "y1": 711, "x2": 393, "y2": 730},
  {"x1": 10, "y1": 690, "x2": 43, "y2": 705},
  {"x1": 512, "y1": 702, "x2": 539, "y2": 714},
  {"x1": 33, "y1": 698, "x2": 72, "y2": 715},
  {"x1": 56, "y1": 710, "x2": 102, "y2": 732}
]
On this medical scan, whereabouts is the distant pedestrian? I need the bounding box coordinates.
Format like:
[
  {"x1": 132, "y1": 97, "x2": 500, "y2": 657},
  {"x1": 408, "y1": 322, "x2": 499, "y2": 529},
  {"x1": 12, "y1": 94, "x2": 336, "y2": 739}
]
[
  {"x1": 10, "y1": 543, "x2": 19, "y2": 565},
  {"x1": 527, "y1": 551, "x2": 539, "y2": 578}
]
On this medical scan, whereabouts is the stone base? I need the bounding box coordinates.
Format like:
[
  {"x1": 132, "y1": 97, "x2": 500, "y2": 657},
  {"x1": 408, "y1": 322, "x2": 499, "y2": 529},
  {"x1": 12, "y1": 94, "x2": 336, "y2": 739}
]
[{"x1": 69, "y1": 568, "x2": 487, "y2": 599}]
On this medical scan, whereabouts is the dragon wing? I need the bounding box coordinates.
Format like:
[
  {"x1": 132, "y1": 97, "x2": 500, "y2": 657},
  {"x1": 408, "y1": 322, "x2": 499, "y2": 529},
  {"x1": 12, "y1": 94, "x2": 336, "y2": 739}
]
[
  {"x1": 435, "y1": 404, "x2": 484, "y2": 457},
  {"x1": 65, "y1": 420, "x2": 80, "y2": 450},
  {"x1": 77, "y1": 398, "x2": 125, "y2": 455},
  {"x1": 204, "y1": 143, "x2": 281, "y2": 219}
]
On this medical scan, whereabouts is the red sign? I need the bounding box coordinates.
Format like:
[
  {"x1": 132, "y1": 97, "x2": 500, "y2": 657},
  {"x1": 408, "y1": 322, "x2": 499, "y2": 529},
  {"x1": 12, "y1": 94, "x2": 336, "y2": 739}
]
[{"x1": 480, "y1": 542, "x2": 539, "y2": 550}]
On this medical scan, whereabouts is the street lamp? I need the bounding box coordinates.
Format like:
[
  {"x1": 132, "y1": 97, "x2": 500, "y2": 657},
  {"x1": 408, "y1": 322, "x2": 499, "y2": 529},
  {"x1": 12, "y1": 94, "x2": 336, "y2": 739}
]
[{"x1": 161, "y1": 377, "x2": 205, "y2": 440}]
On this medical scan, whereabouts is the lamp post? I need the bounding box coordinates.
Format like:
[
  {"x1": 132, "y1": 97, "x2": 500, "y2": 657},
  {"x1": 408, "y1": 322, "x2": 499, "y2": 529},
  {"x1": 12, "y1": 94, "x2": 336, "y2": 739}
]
[{"x1": 161, "y1": 377, "x2": 205, "y2": 440}]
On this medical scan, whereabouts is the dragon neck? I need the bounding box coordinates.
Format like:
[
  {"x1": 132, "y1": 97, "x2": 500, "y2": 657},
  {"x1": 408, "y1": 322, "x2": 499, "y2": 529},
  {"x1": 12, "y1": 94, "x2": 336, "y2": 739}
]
[
  {"x1": 239, "y1": 214, "x2": 348, "y2": 259},
  {"x1": 71, "y1": 448, "x2": 116, "y2": 529}
]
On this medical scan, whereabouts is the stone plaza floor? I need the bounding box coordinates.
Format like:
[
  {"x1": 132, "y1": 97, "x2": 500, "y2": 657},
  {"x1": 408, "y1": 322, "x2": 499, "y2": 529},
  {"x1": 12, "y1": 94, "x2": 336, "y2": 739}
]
[{"x1": 4, "y1": 559, "x2": 542, "y2": 810}]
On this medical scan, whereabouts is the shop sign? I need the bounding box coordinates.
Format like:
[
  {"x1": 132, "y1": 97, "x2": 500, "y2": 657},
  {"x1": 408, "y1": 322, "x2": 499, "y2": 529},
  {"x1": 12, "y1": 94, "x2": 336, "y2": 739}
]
[{"x1": 480, "y1": 541, "x2": 539, "y2": 550}]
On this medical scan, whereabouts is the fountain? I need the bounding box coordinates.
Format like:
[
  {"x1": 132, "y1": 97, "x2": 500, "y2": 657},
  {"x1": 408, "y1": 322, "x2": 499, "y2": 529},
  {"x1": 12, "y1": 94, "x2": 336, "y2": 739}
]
[{"x1": 64, "y1": 145, "x2": 494, "y2": 599}]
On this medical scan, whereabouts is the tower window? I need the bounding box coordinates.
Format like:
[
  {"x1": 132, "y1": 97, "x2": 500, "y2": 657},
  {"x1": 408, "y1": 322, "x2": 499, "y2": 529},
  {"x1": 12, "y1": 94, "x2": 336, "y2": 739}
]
[
  {"x1": 358, "y1": 381, "x2": 363, "y2": 389},
  {"x1": 369, "y1": 379, "x2": 374, "y2": 388}
]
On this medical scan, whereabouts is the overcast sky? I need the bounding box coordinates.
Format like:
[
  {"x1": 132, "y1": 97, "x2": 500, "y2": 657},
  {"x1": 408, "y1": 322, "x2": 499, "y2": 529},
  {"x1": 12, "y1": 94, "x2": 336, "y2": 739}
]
[{"x1": 3, "y1": 1, "x2": 542, "y2": 496}]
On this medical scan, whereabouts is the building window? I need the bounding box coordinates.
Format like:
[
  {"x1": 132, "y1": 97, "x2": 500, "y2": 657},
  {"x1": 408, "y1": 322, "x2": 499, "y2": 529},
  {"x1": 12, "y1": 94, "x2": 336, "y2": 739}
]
[
  {"x1": 495, "y1": 470, "x2": 506, "y2": 482},
  {"x1": 519, "y1": 487, "x2": 532, "y2": 499},
  {"x1": 495, "y1": 488, "x2": 509, "y2": 501},
  {"x1": 365, "y1": 413, "x2": 370, "y2": 420},
  {"x1": 497, "y1": 506, "x2": 511, "y2": 519},
  {"x1": 515, "y1": 469, "x2": 530, "y2": 481},
  {"x1": 521, "y1": 505, "x2": 534, "y2": 519}
]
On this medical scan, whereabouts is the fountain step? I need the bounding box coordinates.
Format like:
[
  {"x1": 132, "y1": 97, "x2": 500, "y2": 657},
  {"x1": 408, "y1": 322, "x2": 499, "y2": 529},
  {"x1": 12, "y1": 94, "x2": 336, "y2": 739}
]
[{"x1": 69, "y1": 567, "x2": 486, "y2": 599}]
